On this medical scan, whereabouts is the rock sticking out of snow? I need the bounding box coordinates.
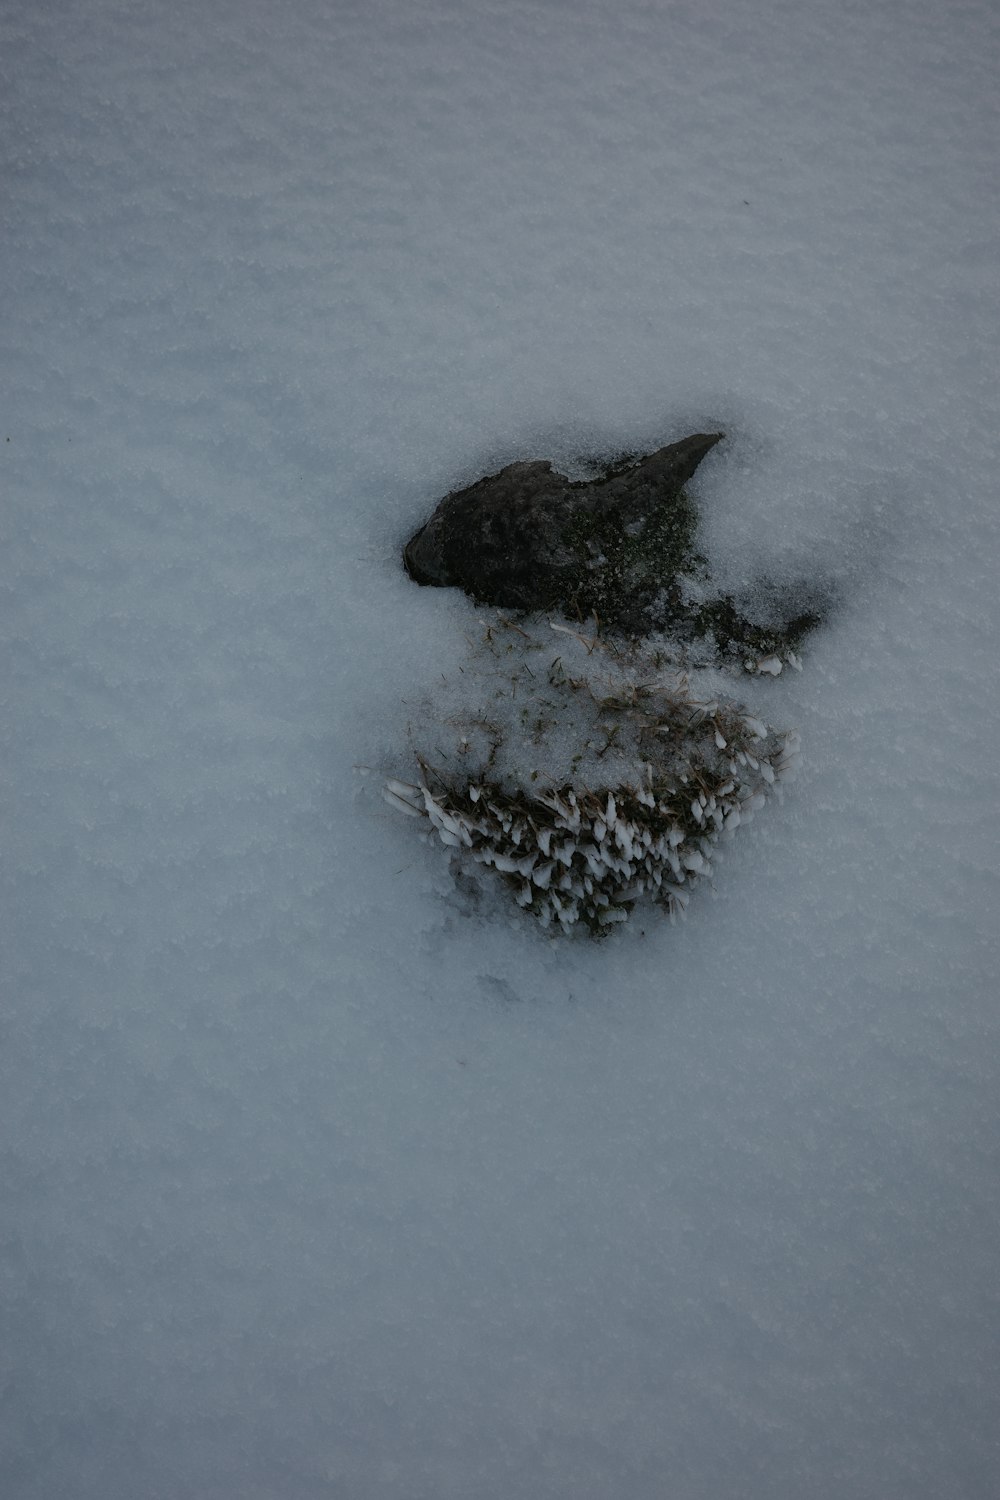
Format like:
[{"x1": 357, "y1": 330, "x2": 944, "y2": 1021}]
[{"x1": 403, "y1": 434, "x2": 823, "y2": 661}]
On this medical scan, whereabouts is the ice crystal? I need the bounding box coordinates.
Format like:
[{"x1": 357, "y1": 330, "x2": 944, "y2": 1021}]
[{"x1": 386, "y1": 617, "x2": 799, "y2": 935}]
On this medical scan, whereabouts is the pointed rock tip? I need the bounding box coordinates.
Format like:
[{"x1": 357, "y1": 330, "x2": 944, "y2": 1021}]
[{"x1": 649, "y1": 430, "x2": 724, "y2": 468}]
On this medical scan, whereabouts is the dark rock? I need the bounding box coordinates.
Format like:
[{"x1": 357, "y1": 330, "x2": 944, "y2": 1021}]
[
  {"x1": 404, "y1": 433, "x2": 723, "y2": 629},
  {"x1": 403, "y1": 432, "x2": 821, "y2": 656}
]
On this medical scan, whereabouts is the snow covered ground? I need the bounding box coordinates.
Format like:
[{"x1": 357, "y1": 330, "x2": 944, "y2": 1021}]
[{"x1": 3, "y1": 0, "x2": 999, "y2": 1494}]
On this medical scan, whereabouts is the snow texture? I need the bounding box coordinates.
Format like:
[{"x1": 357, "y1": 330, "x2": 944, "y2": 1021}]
[{"x1": 2, "y1": 0, "x2": 999, "y2": 1496}]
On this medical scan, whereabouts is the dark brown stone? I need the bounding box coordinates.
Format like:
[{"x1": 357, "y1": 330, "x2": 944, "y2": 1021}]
[
  {"x1": 403, "y1": 432, "x2": 824, "y2": 658},
  {"x1": 403, "y1": 433, "x2": 724, "y2": 625}
]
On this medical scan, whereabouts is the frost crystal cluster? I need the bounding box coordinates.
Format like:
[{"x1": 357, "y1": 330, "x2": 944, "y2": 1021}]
[{"x1": 384, "y1": 617, "x2": 801, "y2": 935}]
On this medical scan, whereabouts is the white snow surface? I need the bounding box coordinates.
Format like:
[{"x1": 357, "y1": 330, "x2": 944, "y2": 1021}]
[{"x1": 3, "y1": 0, "x2": 999, "y2": 1495}]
